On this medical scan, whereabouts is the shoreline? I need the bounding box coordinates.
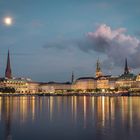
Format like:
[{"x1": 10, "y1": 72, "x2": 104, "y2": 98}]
[{"x1": 1, "y1": 92, "x2": 140, "y2": 97}]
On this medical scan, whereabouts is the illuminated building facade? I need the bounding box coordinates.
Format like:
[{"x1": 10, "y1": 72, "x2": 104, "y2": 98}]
[
  {"x1": 1, "y1": 51, "x2": 140, "y2": 94},
  {"x1": 115, "y1": 58, "x2": 136, "y2": 91},
  {"x1": 72, "y1": 77, "x2": 96, "y2": 91},
  {"x1": 0, "y1": 51, "x2": 29, "y2": 94},
  {"x1": 0, "y1": 78, "x2": 28, "y2": 93},
  {"x1": 39, "y1": 82, "x2": 71, "y2": 93},
  {"x1": 27, "y1": 82, "x2": 40, "y2": 94},
  {"x1": 72, "y1": 58, "x2": 138, "y2": 93},
  {"x1": 97, "y1": 76, "x2": 110, "y2": 90},
  {"x1": 108, "y1": 77, "x2": 118, "y2": 89}
]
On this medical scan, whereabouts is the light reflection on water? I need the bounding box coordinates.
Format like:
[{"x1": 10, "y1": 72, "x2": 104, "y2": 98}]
[{"x1": 0, "y1": 96, "x2": 140, "y2": 140}]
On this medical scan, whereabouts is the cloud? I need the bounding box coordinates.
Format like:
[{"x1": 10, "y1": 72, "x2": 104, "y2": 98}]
[
  {"x1": 44, "y1": 24, "x2": 140, "y2": 69},
  {"x1": 85, "y1": 24, "x2": 140, "y2": 68}
]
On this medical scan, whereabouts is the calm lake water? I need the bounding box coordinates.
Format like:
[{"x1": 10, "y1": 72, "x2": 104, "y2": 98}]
[{"x1": 0, "y1": 96, "x2": 140, "y2": 140}]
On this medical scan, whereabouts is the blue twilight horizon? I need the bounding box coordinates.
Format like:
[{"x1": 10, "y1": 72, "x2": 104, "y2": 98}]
[{"x1": 0, "y1": 0, "x2": 140, "y2": 82}]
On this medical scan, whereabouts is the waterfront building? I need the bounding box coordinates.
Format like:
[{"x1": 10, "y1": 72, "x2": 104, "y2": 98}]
[
  {"x1": 1, "y1": 50, "x2": 140, "y2": 94},
  {"x1": 108, "y1": 76, "x2": 118, "y2": 90},
  {"x1": 115, "y1": 59, "x2": 136, "y2": 90},
  {"x1": 0, "y1": 78, "x2": 28, "y2": 93},
  {"x1": 72, "y1": 77, "x2": 96, "y2": 91},
  {"x1": 27, "y1": 82, "x2": 40, "y2": 94},
  {"x1": 116, "y1": 79, "x2": 136, "y2": 90},
  {"x1": 96, "y1": 76, "x2": 110, "y2": 91},
  {"x1": 128, "y1": 74, "x2": 140, "y2": 92},
  {"x1": 136, "y1": 74, "x2": 140, "y2": 81},
  {"x1": 39, "y1": 82, "x2": 71, "y2": 93},
  {"x1": 0, "y1": 51, "x2": 29, "y2": 94}
]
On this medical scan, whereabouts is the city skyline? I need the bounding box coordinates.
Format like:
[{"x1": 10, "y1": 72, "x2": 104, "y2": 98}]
[
  {"x1": 0, "y1": 50, "x2": 136, "y2": 82},
  {"x1": 0, "y1": 0, "x2": 140, "y2": 82}
]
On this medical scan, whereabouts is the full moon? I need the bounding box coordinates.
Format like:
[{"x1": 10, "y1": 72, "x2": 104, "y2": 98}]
[{"x1": 3, "y1": 17, "x2": 13, "y2": 26}]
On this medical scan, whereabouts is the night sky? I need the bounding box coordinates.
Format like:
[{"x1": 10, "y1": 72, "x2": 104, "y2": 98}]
[{"x1": 0, "y1": 0, "x2": 140, "y2": 82}]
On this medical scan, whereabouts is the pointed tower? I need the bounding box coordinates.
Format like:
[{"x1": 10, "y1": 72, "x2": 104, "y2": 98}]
[
  {"x1": 5, "y1": 50, "x2": 12, "y2": 79},
  {"x1": 124, "y1": 58, "x2": 129, "y2": 75},
  {"x1": 71, "y1": 71, "x2": 74, "y2": 83},
  {"x1": 95, "y1": 58, "x2": 102, "y2": 78}
]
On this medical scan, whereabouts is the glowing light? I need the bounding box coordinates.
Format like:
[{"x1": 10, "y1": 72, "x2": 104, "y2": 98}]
[{"x1": 3, "y1": 17, "x2": 13, "y2": 26}]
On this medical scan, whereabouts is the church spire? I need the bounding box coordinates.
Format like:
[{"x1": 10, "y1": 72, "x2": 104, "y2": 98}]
[
  {"x1": 71, "y1": 71, "x2": 74, "y2": 83},
  {"x1": 95, "y1": 58, "x2": 102, "y2": 78},
  {"x1": 96, "y1": 58, "x2": 101, "y2": 72},
  {"x1": 124, "y1": 58, "x2": 129, "y2": 75},
  {"x1": 5, "y1": 50, "x2": 12, "y2": 79}
]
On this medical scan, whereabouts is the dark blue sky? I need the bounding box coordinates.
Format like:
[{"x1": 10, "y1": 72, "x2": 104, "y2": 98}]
[{"x1": 0, "y1": 0, "x2": 140, "y2": 82}]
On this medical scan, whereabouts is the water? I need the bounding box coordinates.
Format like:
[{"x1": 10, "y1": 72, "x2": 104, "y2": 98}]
[{"x1": 0, "y1": 96, "x2": 140, "y2": 140}]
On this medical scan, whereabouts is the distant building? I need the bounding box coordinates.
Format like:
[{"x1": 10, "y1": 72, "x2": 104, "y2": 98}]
[
  {"x1": 1, "y1": 50, "x2": 140, "y2": 94},
  {"x1": 39, "y1": 82, "x2": 71, "y2": 93},
  {"x1": 131, "y1": 74, "x2": 140, "y2": 91},
  {"x1": 116, "y1": 58, "x2": 136, "y2": 90},
  {"x1": 27, "y1": 82, "x2": 40, "y2": 94},
  {"x1": 0, "y1": 51, "x2": 29, "y2": 93},
  {"x1": 0, "y1": 78, "x2": 28, "y2": 93},
  {"x1": 97, "y1": 76, "x2": 110, "y2": 90},
  {"x1": 136, "y1": 74, "x2": 140, "y2": 81},
  {"x1": 73, "y1": 77, "x2": 96, "y2": 91},
  {"x1": 108, "y1": 76, "x2": 118, "y2": 89}
]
